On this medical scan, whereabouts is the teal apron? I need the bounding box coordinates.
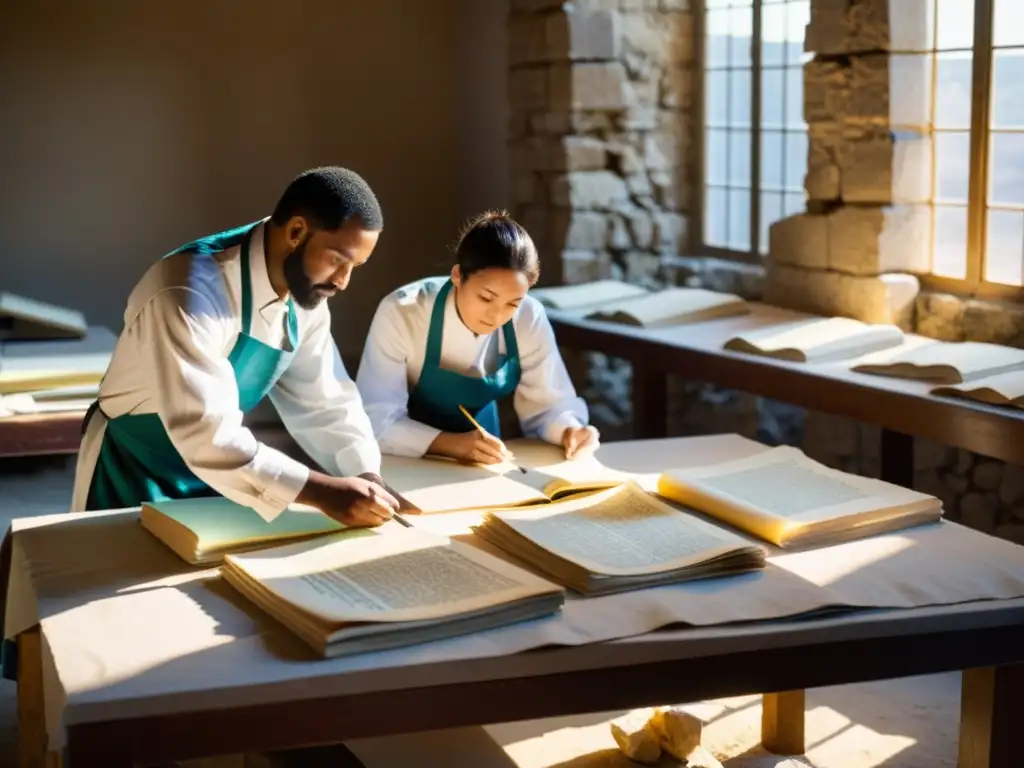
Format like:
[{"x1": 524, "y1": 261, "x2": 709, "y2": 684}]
[
  {"x1": 406, "y1": 279, "x2": 521, "y2": 437},
  {"x1": 0, "y1": 223, "x2": 297, "y2": 680}
]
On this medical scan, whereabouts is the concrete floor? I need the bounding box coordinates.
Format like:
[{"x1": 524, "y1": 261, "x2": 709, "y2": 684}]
[{"x1": 0, "y1": 455, "x2": 962, "y2": 767}]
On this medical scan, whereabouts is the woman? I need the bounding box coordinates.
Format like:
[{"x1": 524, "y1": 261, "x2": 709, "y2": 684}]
[{"x1": 356, "y1": 210, "x2": 599, "y2": 465}]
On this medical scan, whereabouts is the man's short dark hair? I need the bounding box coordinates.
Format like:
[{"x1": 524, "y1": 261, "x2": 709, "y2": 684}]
[{"x1": 271, "y1": 166, "x2": 383, "y2": 232}]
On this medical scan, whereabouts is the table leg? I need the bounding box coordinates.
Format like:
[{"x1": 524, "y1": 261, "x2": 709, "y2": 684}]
[
  {"x1": 958, "y1": 664, "x2": 1024, "y2": 767},
  {"x1": 761, "y1": 690, "x2": 806, "y2": 755},
  {"x1": 880, "y1": 428, "x2": 914, "y2": 488},
  {"x1": 631, "y1": 363, "x2": 667, "y2": 439},
  {"x1": 17, "y1": 628, "x2": 48, "y2": 768}
]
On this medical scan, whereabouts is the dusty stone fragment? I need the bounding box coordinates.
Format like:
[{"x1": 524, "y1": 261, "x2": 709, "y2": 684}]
[
  {"x1": 609, "y1": 708, "x2": 662, "y2": 764},
  {"x1": 769, "y1": 214, "x2": 829, "y2": 271},
  {"x1": 915, "y1": 293, "x2": 966, "y2": 341}
]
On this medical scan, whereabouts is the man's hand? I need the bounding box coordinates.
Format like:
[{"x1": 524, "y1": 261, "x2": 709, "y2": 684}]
[
  {"x1": 562, "y1": 425, "x2": 600, "y2": 459},
  {"x1": 429, "y1": 430, "x2": 509, "y2": 465},
  {"x1": 297, "y1": 471, "x2": 399, "y2": 527}
]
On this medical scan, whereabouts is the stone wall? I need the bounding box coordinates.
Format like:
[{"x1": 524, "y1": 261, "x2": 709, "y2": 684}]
[{"x1": 505, "y1": 0, "x2": 1023, "y2": 541}]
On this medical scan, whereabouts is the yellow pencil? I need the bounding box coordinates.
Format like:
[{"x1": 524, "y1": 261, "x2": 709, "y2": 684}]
[{"x1": 458, "y1": 405, "x2": 526, "y2": 473}]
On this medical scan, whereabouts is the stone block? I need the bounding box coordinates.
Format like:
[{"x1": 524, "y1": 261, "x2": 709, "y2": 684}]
[
  {"x1": 650, "y1": 167, "x2": 690, "y2": 211},
  {"x1": 530, "y1": 110, "x2": 614, "y2": 134},
  {"x1": 511, "y1": 0, "x2": 565, "y2": 10},
  {"x1": 840, "y1": 127, "x2": 931, "y2": 204},
  {"x1": 806, "y1": 142, "x2": 841, "y2": 201},
  {"x1": 963, "y1": 299, "x2": 1024, "y2": 347},
  {"x1": 915, "y1": 292, "x2": 966, "y2": 341},
  {"x1": 848, "y1": 0, "x2": 934, "y2": 54},
  {"x1": 654, "y1": 211, "x2": 687, "y2": 253},
  {"x1": 804, "y1": 59, "x2": 849, "y2": 125},
  {"x1": 562, "y1": 249, "x2": 613, "y2": 283},
  {"x1": 806, "y1": 0, "x2": 852, "y2": 55},
  {"x1": 623, "y1": 251, "x2": 663, "y2": 286},
  {"x1": 555, "y1": 210, "x2": 609, "y2": 250},
  {"x1": 846, "y1": 53, "x2": 931, "y2": 130},
  {"x1": 623, "y1": 207, "x2": 655, "y2": 249},
  {"x1": 509, "y1": 67, "x2": 548, "y2": 110},
  {"x1": 827, "y1": 204, "x2": 930, "y2": 275},
  {"x1": 644, "y1": 131, "x2": 682, "y2": 170},
  {"x1": 558, "y1": 136, "x2": 608, "y2": 171},
  {"x1": 764, "y1": 263, "x2": 920, "y2": 327},
  {"x1": 549, "y1": 61, "x2": 631, "y2": 110},
  {"x1": 545, "y1": 8, "x2": 621, "y2": 61},
  {"x1": 769, "y1": 213, "x2": 829, "y2": 270},
  {"x1": 550, "y1": 170, "x2": 631, "y2": 208}
]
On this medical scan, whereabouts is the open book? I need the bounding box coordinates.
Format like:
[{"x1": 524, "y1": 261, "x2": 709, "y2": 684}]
[
  {"x1": 141, "y1": 496, "x2": 345, "y2": 565},
  {"x1": 531, "y1": 280, "x2": 650, "y2": 312},
  {"x1": 0, "y1": 384, "x2": 98, "y2": 416},
  {"x1": 381, "y1": 445, "x2": 629, "y2": 514},
  {"x1": 723, "y1": 316, "x2": 904, "y2": 363},
  {"x1": 585, "y1": 287, "x2": 749, "y2": 328},
  {"x1": 851, "y1": 339, "x2": 1024, "y2": 384},
  {"x1": 220, "y1": 524, "x2": 565, "y2": 658},
  {"x1": 471, "y1": 482, "x2": 766, "y2": 595},
  {"x1": 0, "y1": 325, "x2": 115, "y2": 394},
  {"x1": 0, "y1": 292, "x2": 88, "y2": 340},
  {"x1": 656, "y1": 446, "x2": 943, "y2": 549},
  {"x1": 932, "y1": 370, "x2": 1024, "y2": 411}
]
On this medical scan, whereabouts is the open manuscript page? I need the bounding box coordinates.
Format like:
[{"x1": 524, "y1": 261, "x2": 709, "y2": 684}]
[
  {"x1": 657, "y1": 446, "x2": 942, "y2": 548},
  {"x1": 531, "y1": 280, "x2": 650, "y2": 313},
  {"x1": 931, "y1": 370, "x2": 1024, "y2": 410},
  {"x1": 851, "y1": 339, "x2": 1024, "y2": 384},
  {"x1": 723, "y1": 316, "x2": 904, "y2": 362},
  {"x1": 586, "y1": 288, "x2": 748, "y2": 328}
]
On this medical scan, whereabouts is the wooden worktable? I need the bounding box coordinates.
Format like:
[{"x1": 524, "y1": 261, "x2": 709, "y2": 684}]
[{"x1": 548, "y1": 303, "x2": 1024, "y2": 486}]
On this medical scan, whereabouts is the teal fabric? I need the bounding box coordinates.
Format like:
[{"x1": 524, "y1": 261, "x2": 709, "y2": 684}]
[
  {"x1": 85, "y1": 224, "x2": 298, "y2": 511},
  {"x1": 2, "y1": 223, "x2": 301, "y2": 682},
  {"x1": 406, "y1": 279, "x2": 521, "y2": 436}
]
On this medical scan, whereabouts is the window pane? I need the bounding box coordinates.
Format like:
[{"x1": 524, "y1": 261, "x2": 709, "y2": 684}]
[
  {"x1": 729, "y1": 130, "x2": 751, "y2": 185},
  {"x1": 785, "y1": 131, "x2": 808, "y2": 191},
  {"x1": 935, "y1": 131, "x2": 972, "y2": 203},
  {"x1": 986, "y1": 209, "x2": 1024, "y2": 286},
  {"x1": 761, "y1": 68, "x2": 785, "y2": 128},
  {"x1": 706, "y1": 70, "x2": 729, "y2": 127},
  {"x1": 730, "y1": 69, "x2": 752, "y2": 127},
  {"x1": 784, "y1": 191, "x2": 805, "y2": 216},
  {"x1": 762, "y1": 4, "x2": 787, "y2": 68},
  {"x1": 989, "y1": 133, "x2": 1024, "y2": 206},
  {"x1": 994, "y1": 0, "x2": 1024, "y2": 48},
  {"x1": 729, "y1": 189, "x2": 752, "y2": 251},
  {"x1": 937, "y1": 0, "x2": 974, "y2": 51},
  {"x1": 705, "y1": 187, "x2": 729, "y2": 248},
  {"x1": 992, "y1": 49, "x2": 1024, "y2": 129},
  {"x1": 934, "y1": 53, "x2": 974, "y2": 130},
  {"x1": 786, "y1": 1, "x2": 811, "y2": 65},
  {"x1": 706, "y1": 9, "x2": 730, "y2": 69},
  {"x1": 705, "y1": 0, "x2": 733, "y2": 7},
  {"x1": 706, "y1": 129, "x2": 728, "y2": 186},
  {"x1": 785, "y1": 65, "x2": 804, "y2": 129},
  {"x1": 932, "y1": 206, "x2": 968, "y2": 279},
  {"x1": 760, "y1": 191, "x2": 785, "y2": 255},
  {"x1": 761, "y1": 130, "x2": 784, "y2": 191},
  {"x1": 728, "y1": 6, "x2": 753, "y2": 68}
]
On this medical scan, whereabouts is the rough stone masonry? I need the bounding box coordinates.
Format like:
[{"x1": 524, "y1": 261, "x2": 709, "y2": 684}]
[{"x1": 505, "y1": 0, "x2": 1024, "y2": 543}]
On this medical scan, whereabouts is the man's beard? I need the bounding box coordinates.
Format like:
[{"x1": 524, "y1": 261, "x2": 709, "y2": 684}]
[{"x1": 283, "y1": 236, "x2": 336, "y2": 310}]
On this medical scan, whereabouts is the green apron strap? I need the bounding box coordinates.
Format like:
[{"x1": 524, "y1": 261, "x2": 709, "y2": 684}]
[
  {"x1": 424, "y1": 280, "x2": 452, "y2": 368},
  {"x1": 239, "y1": 231, "x2": 254, "y2": 337}
]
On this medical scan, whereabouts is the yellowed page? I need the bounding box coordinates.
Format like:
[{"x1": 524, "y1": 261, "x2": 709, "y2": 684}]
[
  {"x1": 531, "y1": 280, "x2": 649, "y2": 311},
  {"x1": 658, "y1": 445, "x2": 941, "y2": 542},
  {"x1": 482, "y1": 483, "x2": 761, "y2": 577},
  {"x1": 587, "y1": 288, "x2": 747, "y2": 328},
  {"x1": 381, "y1": 454, "x2": 554, "y2": 512},
  {"x1": 504, "y1": 439, "x2": 635, "y2": 496},
  {"x1": 0, "y1": 369, "x2": 104, "y2": 394},
  {"x1": 223, "y1": 526, "x2": 563, "y2": 623},
  {"x1": 723, "y1": 316, "x2": 904, "y2": 362},
  {"x1": 932, "y1": 369, "x2": 1024, "y2": 409},
  {"x1": 852, "y1": 339, "x2": 1024, "y2": 383}
]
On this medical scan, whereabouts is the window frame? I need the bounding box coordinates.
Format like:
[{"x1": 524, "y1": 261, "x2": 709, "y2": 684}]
[{"x1": 693, "y1": 0, "x2": 1024, "y2": 300}]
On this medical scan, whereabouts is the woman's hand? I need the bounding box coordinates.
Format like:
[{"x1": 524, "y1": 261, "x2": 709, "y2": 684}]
[
  {"x1": 429, "y1": 431, "x2": 509, "y2": 465},
  {"x1": 562, "y1": 425, "x2": 600, "y2": 459}
]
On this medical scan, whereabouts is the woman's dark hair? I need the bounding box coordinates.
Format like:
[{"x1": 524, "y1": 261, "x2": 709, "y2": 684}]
[{"x1": 454, "y1": 210, "x2": 540, "y2": 285}]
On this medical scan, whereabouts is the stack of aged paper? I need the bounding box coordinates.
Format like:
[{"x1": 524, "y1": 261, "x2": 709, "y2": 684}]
[
  {"x1": 532, "y1": 279, "x2": 749, "y2": 328},
  {"x1": 657, "y1": 446, "x2": 943, "y2": 549},
  {"x1": 932, "y1": 370, "x2": 1024, "y2": 410},
  {"x1": 0, "y1": 291, "x2": 87, "y2": 340},
  {"x1": 471, "y1": 482, "x2": 766, "y2": 595},
  {"x1": 141, "y1": 497, "x2": 346, "y2": 565},
  {"x1": 722, "y1": 316, "x2": 905, "y2": 362},
  {"x1": 851, "y1": 339, "x2": 1024, "y2": 384},
  {"x1": 0, "y1": 325, "x2": 115, "y2": 397},
  {"x1": 220, "y1": 523, "x2": 566, "y2": 657}
]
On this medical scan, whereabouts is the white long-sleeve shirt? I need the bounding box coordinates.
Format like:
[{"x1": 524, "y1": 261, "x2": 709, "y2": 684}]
[
  {"x1": 355, "y1": 276, "x2": 589, "y2": 458},
  {"x1": 70, "y1": 219, "x2": 381, "y2": 520}
]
